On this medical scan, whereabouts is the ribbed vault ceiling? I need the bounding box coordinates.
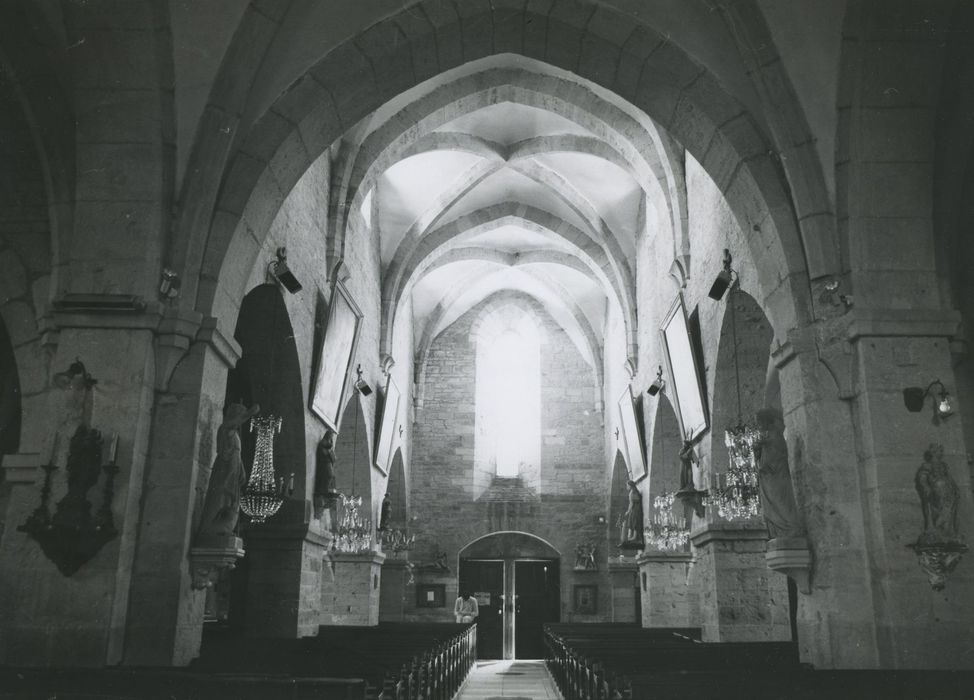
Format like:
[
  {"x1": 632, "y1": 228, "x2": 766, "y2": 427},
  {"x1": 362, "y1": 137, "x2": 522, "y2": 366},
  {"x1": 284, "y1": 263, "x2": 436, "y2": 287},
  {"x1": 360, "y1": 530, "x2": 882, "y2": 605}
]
[{"x1": 336, "y1": 55, "x2": 683, "y2": 389}]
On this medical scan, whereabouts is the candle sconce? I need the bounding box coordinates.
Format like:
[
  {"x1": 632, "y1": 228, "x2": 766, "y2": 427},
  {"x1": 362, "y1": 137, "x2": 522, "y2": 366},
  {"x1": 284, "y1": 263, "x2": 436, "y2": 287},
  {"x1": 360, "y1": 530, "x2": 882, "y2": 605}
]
[{"x1": 18, "y1": 426, "x2": 120, "y2": 576}]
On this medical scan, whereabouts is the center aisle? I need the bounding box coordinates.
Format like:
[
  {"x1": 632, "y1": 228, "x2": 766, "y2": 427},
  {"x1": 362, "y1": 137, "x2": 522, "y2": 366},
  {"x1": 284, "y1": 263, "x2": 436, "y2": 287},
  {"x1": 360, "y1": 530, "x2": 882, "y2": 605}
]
[{"x1": 454, "y1": 660, "x2": 563, "y2": 700}]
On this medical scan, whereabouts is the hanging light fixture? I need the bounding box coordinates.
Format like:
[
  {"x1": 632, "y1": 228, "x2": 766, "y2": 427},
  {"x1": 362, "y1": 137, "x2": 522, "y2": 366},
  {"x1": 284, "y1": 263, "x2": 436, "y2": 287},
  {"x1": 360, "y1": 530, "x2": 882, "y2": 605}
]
[
  {"x1": 240, "y1": 415, "x2": 293, "y2": 523},
  {"x1": 646, "y1": 492, "x2": 689, "y2": 551},
  {"x1": 708, "y1": 282, "x2": 762, "y2": 521}
]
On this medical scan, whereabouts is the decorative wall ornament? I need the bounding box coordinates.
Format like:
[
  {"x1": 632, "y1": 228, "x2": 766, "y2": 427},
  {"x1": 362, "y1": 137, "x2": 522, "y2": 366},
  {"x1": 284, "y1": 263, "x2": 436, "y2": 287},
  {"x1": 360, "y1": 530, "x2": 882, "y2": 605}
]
[
  {"x1": 19, "y1": 359, "x2": 120, "y2": 576},
  {"x1": 379, "y1": 528, "x2": 415, "y2": 556},
  {"x1": 574, "y1": 542, "x2": 599, "y2": 571},
  {"x1": 19, "y1": 426, "x2": 120, "y2": 576},
  {"x1": 909, "y1": 444, "x2": 967, "y2": 590}
]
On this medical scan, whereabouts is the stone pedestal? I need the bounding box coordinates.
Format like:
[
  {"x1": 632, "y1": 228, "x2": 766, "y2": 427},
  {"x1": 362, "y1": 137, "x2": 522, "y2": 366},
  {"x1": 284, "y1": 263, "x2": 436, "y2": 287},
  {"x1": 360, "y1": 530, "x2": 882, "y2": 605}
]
[
  {"x1": 245, "y1": 523, "x2": 331, "y2": 638},
  {"x1": 637, "y1": 550, "x2": 694, "y2": 628},
  {"x1": 189, "y1": 536, "x2": 244, "y2": 590},
  {"x1": 379, "y1": 556, "x2": 411, "y2": 622},
  {"x1": 765, "y1": 537, "x2": 812, "y2": 594},
  {"x1": 691, "y1": 522, "x2": 789, "y2": 642},
  {"x1": 608, "y1": 559, "x2": 638, "y2": 622},
  {"x1": 322, "y1": 551, "x2": 385, "y2": 626}
]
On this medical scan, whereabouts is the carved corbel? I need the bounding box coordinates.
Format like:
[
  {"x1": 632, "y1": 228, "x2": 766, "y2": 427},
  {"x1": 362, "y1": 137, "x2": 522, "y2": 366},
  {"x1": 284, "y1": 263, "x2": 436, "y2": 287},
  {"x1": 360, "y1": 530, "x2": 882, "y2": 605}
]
[
  {"x1": 154, "y1": 308, "x2": 203, "y2": 391},
  {"x1": 669, "y1": 254, "x2": 690, "y2": 289},
  {"x1": 189, "y1": 535, "x2": 245, "y2": 589},
  {"x1": 380, "y1": 353, "x2": 396, "y2": 376}
]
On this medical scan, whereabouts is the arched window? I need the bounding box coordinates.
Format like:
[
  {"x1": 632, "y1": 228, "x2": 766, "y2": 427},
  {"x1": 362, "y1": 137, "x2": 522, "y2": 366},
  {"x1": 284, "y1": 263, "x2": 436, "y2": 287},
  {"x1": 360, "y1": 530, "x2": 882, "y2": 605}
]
[{"x1": 475, "y1": 313, "x2": 541, "y2": 479}]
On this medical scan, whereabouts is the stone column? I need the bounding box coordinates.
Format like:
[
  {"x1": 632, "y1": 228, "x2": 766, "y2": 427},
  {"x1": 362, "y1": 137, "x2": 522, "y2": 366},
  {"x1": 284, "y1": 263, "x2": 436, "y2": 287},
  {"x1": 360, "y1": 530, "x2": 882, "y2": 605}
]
[
  {"x1": 637, "y1": 551, "x2": 694, "y2": 628},
  {"x1": 691, "y1": 522, "x2": 790, "y2": 642},
  {"x1": 321, "y1": 551, "x2": 385, "y2": 626},
  {"x1": 379, "y1": 557, "x2": 410, "y2": 622},
  {"x1": 123, "y1": 315, "x2": 240, "y2": 665}
]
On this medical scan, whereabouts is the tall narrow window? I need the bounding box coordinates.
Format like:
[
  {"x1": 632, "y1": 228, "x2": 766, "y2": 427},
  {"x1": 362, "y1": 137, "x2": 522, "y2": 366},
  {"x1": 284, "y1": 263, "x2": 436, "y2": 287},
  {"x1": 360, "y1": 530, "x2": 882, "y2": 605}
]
[{"x1": 476, "y1": 313, "x2": 541, "y2": 479}]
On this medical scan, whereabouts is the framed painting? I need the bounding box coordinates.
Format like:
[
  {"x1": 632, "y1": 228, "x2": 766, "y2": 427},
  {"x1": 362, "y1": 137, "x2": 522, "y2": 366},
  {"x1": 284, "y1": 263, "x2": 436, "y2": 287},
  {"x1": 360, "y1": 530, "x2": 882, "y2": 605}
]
[
  {"x1": 374, "y1": 375, "x2": 401, "y2": 475},
  {"x1": 573, "y1": 584, "x2": 597, "y2": 614},
  {"x1": 416, "y1": 583, "x2": 446, "y2": 608},
  {"x1": 616, "y1": 385, "x2": 647, "y2": 482},
  {"x1": 310, "y1": 280, "x2": 363, "y2": 431},
  {"x1": 660, "y1": 294, "x2": 709, "y2": 442}
]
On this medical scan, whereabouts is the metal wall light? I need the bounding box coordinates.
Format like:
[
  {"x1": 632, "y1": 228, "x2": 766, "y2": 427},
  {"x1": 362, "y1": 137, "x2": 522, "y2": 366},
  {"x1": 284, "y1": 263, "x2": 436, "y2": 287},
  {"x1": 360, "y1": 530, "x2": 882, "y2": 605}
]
[
  {"x1": 903, "y1": 380, "x2": 954, "y2": 421},
  {"x1": 353, "y1": 364, "x2": 373, "y2": 396},
  {"x1": 268, "y1": 246, "x2": 303, "y2": 293},
  {"x1": 708, "y1": 249, "x2": 738, "y2": 301},
  {"x1": 646, "y1": 365, "x2": 665, "y2": 397}
]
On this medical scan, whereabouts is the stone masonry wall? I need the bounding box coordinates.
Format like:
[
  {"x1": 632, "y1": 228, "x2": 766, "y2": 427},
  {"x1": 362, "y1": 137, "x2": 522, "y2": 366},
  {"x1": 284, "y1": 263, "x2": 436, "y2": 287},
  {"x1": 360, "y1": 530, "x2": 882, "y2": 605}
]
[{"x1": 408, "y1": 296, "x2": 609, "y2": 622}]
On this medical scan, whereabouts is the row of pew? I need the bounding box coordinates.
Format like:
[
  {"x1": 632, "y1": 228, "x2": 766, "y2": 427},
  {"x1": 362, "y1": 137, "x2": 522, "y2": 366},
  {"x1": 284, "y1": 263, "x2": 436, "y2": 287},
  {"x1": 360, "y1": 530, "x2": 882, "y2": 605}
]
[
  {"x1": 0, "y1": 623, "x2": 476, "y2": 700},
  {"x1": 543, "y1": 623, "x2": 974, "y2": 700},
  {"x1": 193, "y1": 622, "x2": 478, "y2": 700},
  {"x1": 543, "y1": 623, "x2": 803, "y2": 700}
]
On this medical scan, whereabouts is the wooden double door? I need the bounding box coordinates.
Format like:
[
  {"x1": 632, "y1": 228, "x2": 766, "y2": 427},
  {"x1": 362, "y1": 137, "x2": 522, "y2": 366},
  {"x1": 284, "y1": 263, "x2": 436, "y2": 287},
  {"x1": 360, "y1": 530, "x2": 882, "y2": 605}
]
[{"x1": 458, "y1": 558, "x2": 560, "y2": 659}]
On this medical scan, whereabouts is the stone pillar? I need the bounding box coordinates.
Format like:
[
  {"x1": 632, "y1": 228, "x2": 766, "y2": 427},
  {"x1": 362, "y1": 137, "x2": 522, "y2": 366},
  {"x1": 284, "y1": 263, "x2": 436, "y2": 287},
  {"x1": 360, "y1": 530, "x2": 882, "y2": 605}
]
[
  {"x1": 846, "y1": 329, "x2": 974, "y2": 668},
  {"x1": 0, "y1": 320, "x2": 158, "y2": 666},
  {"x1": 379, "y1": 557, "x2": 410, "y2": 622},
  {"x1": 608, "y1": 560, "x2": 638, "y2": 622},
  {"x1": 691, "y1": 522, "x2": 790, "y2": 643},
  {"x1": 245, "y1": 523, "x2": 331, "y2": 637},
  {"x1": 637, "y1": 551, "x2": 694, "y2": 629},
  {"x1": 322, "y1": 551, "x2": 384, "y2": 626},
  {"x1": 123, "y1": 316, "x2": 240, "y2": 665}
]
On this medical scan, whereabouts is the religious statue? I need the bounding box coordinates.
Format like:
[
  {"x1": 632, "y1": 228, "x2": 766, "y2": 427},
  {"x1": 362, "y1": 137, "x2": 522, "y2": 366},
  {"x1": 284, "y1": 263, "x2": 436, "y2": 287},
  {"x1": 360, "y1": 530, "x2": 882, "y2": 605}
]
[
  {"x1": 754, "y1": 408, "x2": 804, "y2": 539},
  {"x1": 619, "y1": 480, "x2": 644, "y2": 548},
  {"x1": 915, "y1": 443, "x2": 961, "y2": 545},
  {"x1": 678, "y1": 439, "x2": 697, "y2": 492},
  {"x1": 196, "y1": 401, "x2": 259, "y2": 540},
  {"x1": 313, "y1": 429, "x2": 339, "y2": 519},
  {"x1": 379, "y1": 492, "x2": 392, "y2": 531}
]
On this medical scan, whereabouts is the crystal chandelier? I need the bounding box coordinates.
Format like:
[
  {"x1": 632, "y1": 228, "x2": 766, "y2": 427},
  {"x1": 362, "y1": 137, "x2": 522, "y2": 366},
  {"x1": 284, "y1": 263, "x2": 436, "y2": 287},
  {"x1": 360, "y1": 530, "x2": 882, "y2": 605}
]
[
  {"x1": 380, "y1": 528, "x2": 416, "y2": 555},
  {"x1": 646, "y1": 492, "x2": 689, "y2": 551},
  {"x1": 708, "y1": 424, "x2": 762, "y2": 520},
  {"x1": 333, "y1": 494, "x2": 373, "y2": 553},
  {"x1": 241, "y1": 415, "x2": 292, "y2": 523}
]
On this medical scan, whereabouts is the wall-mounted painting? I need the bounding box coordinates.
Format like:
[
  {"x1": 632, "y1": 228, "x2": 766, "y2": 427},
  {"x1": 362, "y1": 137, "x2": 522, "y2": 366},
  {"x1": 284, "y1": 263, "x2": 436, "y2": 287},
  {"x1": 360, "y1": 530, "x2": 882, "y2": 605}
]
[
  {"x1": 616, "y1": 385, "x2": 646, "y2": 482},
  {"x1": 573, "y1": 584, "x2": 597, "y2": 614},
  {"x1": 374, "y1": 375, "x2": 401, "y2": 475},
  {"x1": 310, "y1": 280, "x2": 363, "y2": 431},
  {"x1": 660, "y1": 294, "x2": 709, "y2": 442},
  {"x1": 416, "y1": 583, "x2": 446, "y2": 608}
]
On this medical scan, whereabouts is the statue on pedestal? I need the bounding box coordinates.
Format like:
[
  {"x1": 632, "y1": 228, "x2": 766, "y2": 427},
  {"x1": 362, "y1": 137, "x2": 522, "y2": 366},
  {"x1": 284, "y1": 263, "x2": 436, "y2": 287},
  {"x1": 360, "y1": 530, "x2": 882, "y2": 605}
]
[
  {"x1": 619, "y1": 480, "x2": 644, "y2": 549},
  {"x1": 196, "y1": 401, "x2": 259, "y2": 541},
  {"x1": 314, "y1": 429, "x2": 339, "y2": 519},
  {"x1": 915, "y1": 443, "x2": 961, "y2": 545},
  {"x1": 379, "y1": 492, "x2": 392, "y2": 531},
  {"x1": 754, "y1": 408, "x2": 804, "y2": 539}
]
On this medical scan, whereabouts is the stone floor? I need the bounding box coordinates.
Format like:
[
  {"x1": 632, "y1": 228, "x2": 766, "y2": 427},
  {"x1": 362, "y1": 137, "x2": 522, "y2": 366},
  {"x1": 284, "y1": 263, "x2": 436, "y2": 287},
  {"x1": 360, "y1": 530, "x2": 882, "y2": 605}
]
[{"x1": 455, "y1": 659, "x2": 563, "y2": 700}]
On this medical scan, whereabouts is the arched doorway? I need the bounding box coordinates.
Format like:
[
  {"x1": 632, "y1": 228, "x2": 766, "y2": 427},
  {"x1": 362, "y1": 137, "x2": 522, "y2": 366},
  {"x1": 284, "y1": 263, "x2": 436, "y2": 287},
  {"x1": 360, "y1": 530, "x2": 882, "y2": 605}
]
[{"x1": 458, "y1": 531, "x2": 560, "y2": 660}]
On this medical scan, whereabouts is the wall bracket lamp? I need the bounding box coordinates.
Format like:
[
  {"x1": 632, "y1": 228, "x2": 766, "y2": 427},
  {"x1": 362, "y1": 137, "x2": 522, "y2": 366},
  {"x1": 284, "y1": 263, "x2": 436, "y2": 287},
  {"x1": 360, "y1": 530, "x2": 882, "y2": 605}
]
[
  {"x1": 354, "y1": 364, "x2": 373, "y2": 396},
  {"x1": 268, "y1": 247, "x2": 303, "y2": 294},
  {"x1": 708, "y1": 249, "x2": 738, "y2": 301},
  {"x1": 647, "y1": 365, "x2": 665, "y2": 397},
  {"x1": 903, "y1": 380, "x2": 954, "y2": 421}
]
